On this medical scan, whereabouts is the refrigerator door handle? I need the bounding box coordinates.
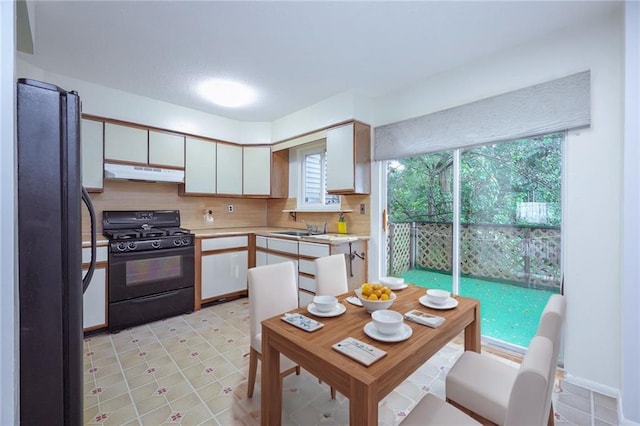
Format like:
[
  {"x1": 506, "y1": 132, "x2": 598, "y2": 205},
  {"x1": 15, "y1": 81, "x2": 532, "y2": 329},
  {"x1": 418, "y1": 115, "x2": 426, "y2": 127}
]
[{"x1": 81, "y1": 186, "x2": 96, "y2": 293}]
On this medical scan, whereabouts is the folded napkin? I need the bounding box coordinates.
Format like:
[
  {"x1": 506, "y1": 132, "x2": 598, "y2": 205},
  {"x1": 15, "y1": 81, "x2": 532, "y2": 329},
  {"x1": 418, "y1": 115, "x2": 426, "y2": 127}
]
[{"x1": 404, "y1": 310, "x2": 445, "y2": 328}]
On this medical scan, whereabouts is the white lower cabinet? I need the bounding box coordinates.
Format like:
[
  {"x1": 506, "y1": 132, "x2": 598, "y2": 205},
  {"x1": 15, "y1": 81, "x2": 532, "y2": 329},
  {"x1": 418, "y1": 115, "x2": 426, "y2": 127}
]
[
  {"x1": 201, "y1": 251, "x2": 248, "y2": 299},
  {"x1": 255, "y1": 236, "x2": 301, "y2": 304},
  {"x1": 82, "y1": 246, "x2": 108, "y2": 331},
  {"x1": 200, "y1": 236, "x2": 249, "y2": 302},
  {"x1": 298, "y1": 290, "x2": 314, "y2": 308},
  {"x1": 256, "y1": 250, "x2": 267, "y2": 267}
]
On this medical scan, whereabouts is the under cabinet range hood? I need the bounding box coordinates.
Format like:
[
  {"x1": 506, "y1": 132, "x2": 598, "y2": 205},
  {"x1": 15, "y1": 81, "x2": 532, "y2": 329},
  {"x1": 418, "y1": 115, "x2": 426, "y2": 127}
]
[{"x1": 104, "y1": 162, "x2": 184, "y2": 183}]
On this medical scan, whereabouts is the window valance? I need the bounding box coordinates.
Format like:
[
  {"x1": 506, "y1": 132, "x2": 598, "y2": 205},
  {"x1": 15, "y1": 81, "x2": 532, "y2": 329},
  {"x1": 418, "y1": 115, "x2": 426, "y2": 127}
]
[{"x1": 373, "y1": 71, "x2": 590, "y2": 161}]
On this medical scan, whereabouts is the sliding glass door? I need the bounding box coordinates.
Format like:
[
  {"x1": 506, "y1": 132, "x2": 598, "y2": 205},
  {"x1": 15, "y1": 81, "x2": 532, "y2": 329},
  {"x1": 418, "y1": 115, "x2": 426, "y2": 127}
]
[{"x1": 385, "y1": 133, "x2": 563, "y2": 350}]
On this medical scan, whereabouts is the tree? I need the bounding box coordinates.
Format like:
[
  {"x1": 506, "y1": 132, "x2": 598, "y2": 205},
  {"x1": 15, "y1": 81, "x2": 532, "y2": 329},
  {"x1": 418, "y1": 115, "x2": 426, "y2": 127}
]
[{"x1": 387, "y1": 133, "x2": 562, "y2": 225}]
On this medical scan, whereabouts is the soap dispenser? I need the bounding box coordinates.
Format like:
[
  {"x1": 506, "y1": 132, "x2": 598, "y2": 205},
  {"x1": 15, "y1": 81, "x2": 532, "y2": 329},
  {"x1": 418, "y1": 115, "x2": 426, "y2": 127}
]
[{"x1": 337, "y1": 213, "x2": 347, "y2": 234}]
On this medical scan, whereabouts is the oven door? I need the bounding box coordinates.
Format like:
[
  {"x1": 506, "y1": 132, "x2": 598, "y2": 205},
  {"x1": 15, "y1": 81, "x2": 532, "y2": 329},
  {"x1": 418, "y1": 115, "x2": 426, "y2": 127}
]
[{"x1": 108, "y1": 245, "x2": 195, "y2": 302}]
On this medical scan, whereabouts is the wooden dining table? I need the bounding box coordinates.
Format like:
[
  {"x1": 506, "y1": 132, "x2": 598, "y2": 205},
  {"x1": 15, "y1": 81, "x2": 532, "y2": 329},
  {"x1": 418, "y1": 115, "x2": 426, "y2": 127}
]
[{"x1": 260, "y1": 285, "x2": 481, "y2": 425}]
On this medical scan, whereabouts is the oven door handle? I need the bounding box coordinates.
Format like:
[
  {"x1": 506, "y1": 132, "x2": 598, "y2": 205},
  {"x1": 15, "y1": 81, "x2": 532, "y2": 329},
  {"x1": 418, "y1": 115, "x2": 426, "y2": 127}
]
[{"x1": 109, "y1": 245, "x2": 194, "y2": 259}]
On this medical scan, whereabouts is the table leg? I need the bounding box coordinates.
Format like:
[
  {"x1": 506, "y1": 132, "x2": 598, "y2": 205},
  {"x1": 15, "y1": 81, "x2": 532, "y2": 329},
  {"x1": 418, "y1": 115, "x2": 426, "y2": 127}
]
[
  {"x1": 349, "y1": 379, "x2": 376, "y2": 425},
  {"x1": 261, "y1": 328, "x2": 282, "y2": 425},
  {"x1": 464, "y1": 303, "x2": 481, "y2": 353}
]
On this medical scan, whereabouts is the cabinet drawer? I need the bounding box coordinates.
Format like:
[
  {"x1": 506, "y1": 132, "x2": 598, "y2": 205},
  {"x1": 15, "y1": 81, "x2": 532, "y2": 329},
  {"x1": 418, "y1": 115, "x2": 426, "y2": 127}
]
[
  {"x1": 201, "y1": 236, "x2": 248, "y2": 251},
  {"x1": 82, "y1": 246, "x2": 108, "y2": 264},
  {"x1": 256, "y1": 236, "x2": 267, "y2": 249},
  {"x1": 268, "y1": 238, "x2": 298, "y2": 255},
  {"x1": 298, "y1": 290, "x2": 314, "y2": 308},
  {"x1": 298, "y1": 259, "x2": 315, "y2": 275},
  {"x1": 299, "y1": 275, "x2": 316, "y2": 293},
  {"x1": 299, "y1": 241, "x2": 330, "y2": 258}
]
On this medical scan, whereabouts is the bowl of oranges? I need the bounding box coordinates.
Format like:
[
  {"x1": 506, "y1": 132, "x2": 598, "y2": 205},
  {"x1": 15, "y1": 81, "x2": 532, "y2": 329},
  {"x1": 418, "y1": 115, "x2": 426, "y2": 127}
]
[{"x1": 355, "y1": 283, "x2": 396, "y2": 313}]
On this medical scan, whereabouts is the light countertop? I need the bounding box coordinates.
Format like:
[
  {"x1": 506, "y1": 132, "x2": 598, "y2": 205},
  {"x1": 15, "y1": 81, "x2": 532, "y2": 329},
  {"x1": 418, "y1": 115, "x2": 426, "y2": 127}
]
[{"x1": 83, "y1": 227, "x2": 368, "y2": 246}]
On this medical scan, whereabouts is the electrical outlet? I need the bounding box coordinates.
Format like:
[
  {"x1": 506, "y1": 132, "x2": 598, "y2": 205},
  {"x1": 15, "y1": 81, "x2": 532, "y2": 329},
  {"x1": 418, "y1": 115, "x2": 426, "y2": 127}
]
[
  {"x1": 227, "y1": 204, "x2": 234, "y2": 213},
  {"x1": 360, "y1": 203, "x2": 366, "y2": 214}
]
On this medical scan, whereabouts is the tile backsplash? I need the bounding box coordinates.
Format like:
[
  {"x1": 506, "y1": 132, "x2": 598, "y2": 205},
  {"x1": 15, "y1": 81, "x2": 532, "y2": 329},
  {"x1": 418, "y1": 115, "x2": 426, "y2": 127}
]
[{"x1": 82, "y1": 180, "x2": 371, "y2": 236}]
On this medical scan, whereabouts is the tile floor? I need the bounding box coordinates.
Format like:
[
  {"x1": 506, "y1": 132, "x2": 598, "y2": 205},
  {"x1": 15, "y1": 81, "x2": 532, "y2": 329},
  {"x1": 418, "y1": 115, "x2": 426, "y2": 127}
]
[{"x1": 83, "y1": 297, "x2": 618, "y2": 425}]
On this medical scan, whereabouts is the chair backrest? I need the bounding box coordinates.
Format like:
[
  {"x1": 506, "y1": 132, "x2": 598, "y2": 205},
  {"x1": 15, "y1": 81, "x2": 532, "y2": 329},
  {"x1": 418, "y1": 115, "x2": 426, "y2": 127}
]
[
  {"x1": 248, "y1": 261, "x2": 299, "y2": 347},
  {"x1": 314, "y1": 254, "x2": 349, "y2": 297},
  {"x1": 504, "y1": 335, "x2": 553, "y2": 426},
  {"x1": 536, "y1": 294, "x2": 566, "y2": 420}
]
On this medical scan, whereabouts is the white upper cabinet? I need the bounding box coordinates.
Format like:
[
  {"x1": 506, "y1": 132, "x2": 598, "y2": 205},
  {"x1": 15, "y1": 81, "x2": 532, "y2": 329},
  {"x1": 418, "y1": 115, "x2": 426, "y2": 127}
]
[
  {"x1": 149, "y1": 130, "x2": 184, "y2": 168},
  {"x1": 80, "y1": 118, "x2": 104, "y2": 190},
  {"x1": 326, "y1": 122, "x2": 370, "y2": 194},
  {"x1": 216, "y1": 143, "x2": 243, "y2": 195},
  {"x1": 243, "y1": 146, "x2": 271, "y2": 196},
  {"x1": 326, "y1": 124, "x2": 353, "y2": 192},
  {"x1": 104, "y1": 123, "x2": 148, "y2": 164},
  {"x1": 184, "y1": 137, "x2": 216, "y2": 194}
]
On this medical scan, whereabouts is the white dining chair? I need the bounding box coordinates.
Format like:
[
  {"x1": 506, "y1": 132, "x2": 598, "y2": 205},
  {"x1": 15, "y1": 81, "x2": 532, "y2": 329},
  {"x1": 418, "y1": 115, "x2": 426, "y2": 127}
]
[
  {"x1": 533, "y1": 294, "x2": 567, "y2": 425},
  {"x1": 314, "y1": 254, "x2": 349, "y2": 296},
  {"x1": 445, "y1": 295, "x2": 566, "y2": 425},
  {"x1": 313, "y1": 254, "x2": 347, "y2": 400},
  {"x1": 246, "y1": 261, "x2": 300, "y2": 398},
  {"x1": 402, "y1": 335, "x2": 554, "y2": 426}
]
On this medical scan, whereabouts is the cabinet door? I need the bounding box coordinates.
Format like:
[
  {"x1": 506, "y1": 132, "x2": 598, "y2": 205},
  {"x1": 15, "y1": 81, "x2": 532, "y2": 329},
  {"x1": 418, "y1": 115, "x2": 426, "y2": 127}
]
[
  {"x1": 184, "y1": 137, "x2": 216, "y2": 194},
  {"x1": 216, "y1": 143, "x2": 243, "y2": 195},
  {"x1": 201, "y1": 250, "x2": 248, "y2": 300},
  {"x1": 83, "y1": 266, "x2": 107, "y2": 330},
  {"x1": 243, "y1": 146, "x2": 271, "y2": 195},
  {"x1": 326, "y1": 123, "x2": 354, "y2": 192},
  {"x1": 104, "y1": 123, "x2": 148, "y2": 163},
  {"x1": 81, "y1": 118, "x2": 104, "y2": 190},
  {"x1": 149, "y1": 130, "x2": 184, "y2": 168}
]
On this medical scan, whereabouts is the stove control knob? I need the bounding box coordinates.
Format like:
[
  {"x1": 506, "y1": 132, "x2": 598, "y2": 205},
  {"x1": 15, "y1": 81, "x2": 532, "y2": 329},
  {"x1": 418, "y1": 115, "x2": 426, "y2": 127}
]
[
  {"x1": 181, "y1": 237, "x2": 190, "y2": 246},
  {"x1": 173, "y1": 238, "x2": 181, "y2": 246},
  {"x1": 127, "y1": 242, "x2": 136, "y2": 251},
  {"x1": 116, "y1": 242, "x2": 127, "y2": 252},
  {"x1": 151, "y1": 240, "x2": 161, "y2": 249}
]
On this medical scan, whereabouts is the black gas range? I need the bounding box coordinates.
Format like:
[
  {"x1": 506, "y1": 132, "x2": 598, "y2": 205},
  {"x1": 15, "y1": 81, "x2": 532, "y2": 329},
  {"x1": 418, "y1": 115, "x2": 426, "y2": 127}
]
[{"x1": 102, "y1": 210, "x2": 195, "y2": 332}]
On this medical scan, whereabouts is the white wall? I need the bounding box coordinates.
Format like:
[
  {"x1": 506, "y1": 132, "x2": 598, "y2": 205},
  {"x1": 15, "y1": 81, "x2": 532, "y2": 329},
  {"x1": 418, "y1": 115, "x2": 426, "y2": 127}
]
[
  {"x1": 622, "y1": 1, "x2": 640, "y2": 421},
  {"x1": 372, "y1": 8, "x2": 624, "y2": 394},
  {"x1": 1, "y1": 2, "x2": 17, "y2": 425},
  {"x1": 271, "y1": 89, "x2": 373, "y2": 142},
  {"x1": 16, "y1": 59, "x2": 272, "y2": 144},
  {"x1": 16, "y1": 60, "x2": 376, "y2": 145}
]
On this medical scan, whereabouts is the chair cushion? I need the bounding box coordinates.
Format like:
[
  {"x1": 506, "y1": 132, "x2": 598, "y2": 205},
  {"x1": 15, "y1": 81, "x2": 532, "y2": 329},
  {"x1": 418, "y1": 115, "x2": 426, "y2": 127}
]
[
  {"x1": 446, "y1": 351, "x2": 518, "y2": 424},
  {"x1": 401, "y1": 394, "x2": 481, "y2": 425}
]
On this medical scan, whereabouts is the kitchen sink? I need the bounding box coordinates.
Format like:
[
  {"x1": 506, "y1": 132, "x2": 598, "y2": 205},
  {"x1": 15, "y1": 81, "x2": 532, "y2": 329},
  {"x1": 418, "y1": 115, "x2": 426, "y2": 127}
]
[
  {"x1": 305, "y1": 234, "x2": 358, "y2": 242},
  {"x1": 271, "y1": 230, "x2": 311, "y2": 237}
]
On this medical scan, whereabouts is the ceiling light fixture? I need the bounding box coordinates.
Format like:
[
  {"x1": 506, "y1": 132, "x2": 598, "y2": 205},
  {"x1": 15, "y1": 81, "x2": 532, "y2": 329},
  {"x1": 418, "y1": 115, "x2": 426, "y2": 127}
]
[{"x1": 198, "y1": 79, "x2": 256, "y2": 108}]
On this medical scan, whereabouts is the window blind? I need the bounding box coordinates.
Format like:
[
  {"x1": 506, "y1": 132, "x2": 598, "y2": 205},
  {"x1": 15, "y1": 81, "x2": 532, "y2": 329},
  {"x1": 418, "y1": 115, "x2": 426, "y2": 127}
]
[{"x1": 374, "y1": 71, "x2": 590, "y2": 161}]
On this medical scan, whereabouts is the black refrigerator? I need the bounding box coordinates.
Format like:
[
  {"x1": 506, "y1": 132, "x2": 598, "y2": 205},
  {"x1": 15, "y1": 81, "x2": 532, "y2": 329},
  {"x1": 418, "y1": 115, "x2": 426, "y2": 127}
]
[{"x1": 17, "y1": 79, "x2": 96, "y2": 425}]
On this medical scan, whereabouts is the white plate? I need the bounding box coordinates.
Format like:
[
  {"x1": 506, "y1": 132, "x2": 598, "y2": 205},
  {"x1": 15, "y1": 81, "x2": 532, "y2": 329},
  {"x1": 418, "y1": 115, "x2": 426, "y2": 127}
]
[
  {"x1": 418, "y1": 295, "x2": 459, "y2": 310},
  {"x1": 346, "y1": 296, "x2": 363, "y2": 307},
  {"x1": 307, "y1": 302, "x2": 347, "y2": 317},
  {"x1": 387, "y1": 283, "x2": 408, "y2": 291},
  {"x1": 363, "y1": 322, "x2": 413, "y2": 342}
]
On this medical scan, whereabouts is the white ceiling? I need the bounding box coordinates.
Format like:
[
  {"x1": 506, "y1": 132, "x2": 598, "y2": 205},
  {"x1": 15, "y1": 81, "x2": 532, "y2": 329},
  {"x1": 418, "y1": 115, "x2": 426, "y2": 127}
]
[{"x1": 18, "y1": 1, "x2": 620, "y2": 122}]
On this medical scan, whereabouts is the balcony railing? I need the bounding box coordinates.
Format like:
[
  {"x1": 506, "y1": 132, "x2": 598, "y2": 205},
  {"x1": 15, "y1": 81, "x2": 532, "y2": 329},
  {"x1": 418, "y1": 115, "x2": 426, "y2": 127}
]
[{"x1": 387, "y1": 222, "x2": 561, "y2": 290}]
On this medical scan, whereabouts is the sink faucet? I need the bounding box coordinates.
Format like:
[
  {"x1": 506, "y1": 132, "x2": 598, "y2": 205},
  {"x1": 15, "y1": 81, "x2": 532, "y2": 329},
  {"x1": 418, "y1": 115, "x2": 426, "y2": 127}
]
[{"x1": 302, "y1": 221, "x2": 327, "y2": 235}]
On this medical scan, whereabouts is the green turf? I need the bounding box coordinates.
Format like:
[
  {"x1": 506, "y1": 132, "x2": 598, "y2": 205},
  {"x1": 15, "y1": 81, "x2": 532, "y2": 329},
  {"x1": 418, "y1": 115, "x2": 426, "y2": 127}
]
[{"x1": 400, "y1": 269, "x2": 559, "y2": 348}]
